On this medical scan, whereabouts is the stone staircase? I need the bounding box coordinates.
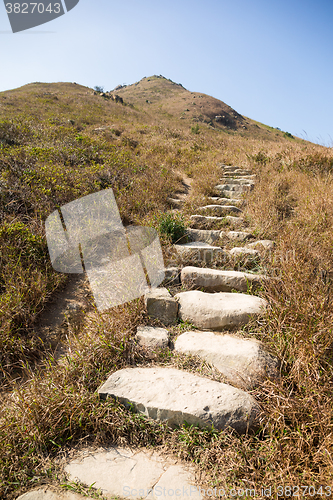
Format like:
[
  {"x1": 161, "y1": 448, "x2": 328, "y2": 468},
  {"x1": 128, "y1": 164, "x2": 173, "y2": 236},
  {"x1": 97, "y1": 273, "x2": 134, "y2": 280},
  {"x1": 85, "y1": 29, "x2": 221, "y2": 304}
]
[{"x1": 20, "y1": 165, "x2": 277, "y2": 500}]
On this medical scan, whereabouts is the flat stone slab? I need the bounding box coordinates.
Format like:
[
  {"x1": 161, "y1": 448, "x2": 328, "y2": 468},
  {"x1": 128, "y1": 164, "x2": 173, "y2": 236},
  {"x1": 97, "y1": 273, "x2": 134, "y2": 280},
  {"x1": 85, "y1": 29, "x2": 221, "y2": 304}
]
[
  {"x1": 174, "y1": 331, "x2": 279, "y2": 389},
  {"x1": 144, "y1": 288, "x2": 178, "y2": 325},
  {"x1": 181, "y1": 266, "x2": 268, "y2": 292},
  {"x1": 246, "y1": 240, "x2": 275, "y2": 251},
  {"x1": 215, "y1": 184, "x2": 253, "y2": 192},
  {"x1": 190, "y1": 214, "x2": 225, "y2": 223},
  {"x1": 65, "y1": 447, "x2": 203, "y2": 500},
  {"x1": 98, "y1": 367, "x2": 259, "y2": 433},
  {"x1": 219, "y1": 179, "x2": 255, "y2": 186},
  {"x1": 198, "y1": 205, "x2": 242, "y2": 215},
  {"x1": 174, "y1": 290, "x2": 267, "y2": 330},
  {"x1": 136, "y1": 326, "x2": 169, "y2": 348},
  {"x1": 174, "y1": 241, "x2": 227, "y2": 264},
  {"x1": 186, "y1": 228, "x2": 222, "y2": 244},
  {"x1": 221, "y1": 231, "x2": 254, "y2": 241},
  {"x1": 229, "y1": 247, "x2": 259, "y2": 257},
  {"x1": 208, "y1": 197, "x2": 244, "y2": 206},
  {"x1": 16, "y1": 489, "x2": 85, "y2": 500}
]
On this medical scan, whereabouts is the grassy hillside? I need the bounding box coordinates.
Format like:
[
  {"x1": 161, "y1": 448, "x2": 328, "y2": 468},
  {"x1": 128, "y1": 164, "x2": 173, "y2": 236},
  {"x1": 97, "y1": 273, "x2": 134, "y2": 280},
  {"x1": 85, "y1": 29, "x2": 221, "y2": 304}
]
[{"x1": 1, "y1": 75, "x2": 333, "y2": 499}]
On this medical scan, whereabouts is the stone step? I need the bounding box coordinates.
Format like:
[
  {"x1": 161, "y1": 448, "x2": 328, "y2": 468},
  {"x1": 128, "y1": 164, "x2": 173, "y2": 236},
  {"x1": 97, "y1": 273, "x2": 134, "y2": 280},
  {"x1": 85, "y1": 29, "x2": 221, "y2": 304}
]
[
  {"x1": 208, "y1": 197, "x2": 244, "y2": 206},
  {"x1": 144, "y1": 287, "x2": 178, "y2": 326},
  {"x1": 219, "y1": 179, "x2": 255, "y2": 186},
  {"x1": 167, "y1": 197, "x2": 183, "y2": 209},
  {"x1": 174, "y1": 331, "x2": 279, "y2": 389},
  {"x1": 174, "y1": 290, "x2": 267, "y2": 330},
  {"x1": 65, "y1": 447, "x2": 203, "y2": 500},
  {"x1": 16, "y1": 490, "x2": 86, "y2": 500},
  {"x1": 98, "y1": 366, "x2": 260, "y2": 433},
  {"x1": 197, "y1": 205, "x2": 242, "y2": 215},
  {"x1": 246, "y1": 240, "x2": 275, "y2": 251},
  {"x1": 174, "y1": 241, "x2": 227, "y2": 264},
  {"x1": 223, "y1": 174, "x2": 256, "y2": 179},
  {"x1": 216, "y1": 184, "x2": 254, "y2": 192},
  {"x1": 190, "y1": 215, "x2": 244, "y2": 226},
  {"x1": 136, "y1": 326, "x2": 169, "y2": 349},
  {"x1": 229, "y1": 247, "x2": 260, "y2": 258},
  {"x1": 221, "y1": 230, "x2": 254, "y2": 241},
  {"x1": 186, "y1": 228, "x2": 222, "y2": 244},
  {"x1": 181, "y1": 266, "x2": 268, "y2": 293}
]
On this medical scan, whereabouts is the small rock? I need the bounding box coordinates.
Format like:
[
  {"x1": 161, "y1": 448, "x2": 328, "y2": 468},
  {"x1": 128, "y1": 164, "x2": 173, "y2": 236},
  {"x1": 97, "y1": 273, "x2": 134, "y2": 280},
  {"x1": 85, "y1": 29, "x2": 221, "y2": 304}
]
[
  {"x1": 144, "y1": 288, "x2": 178, "y2": 325},
  {"x1": 162, "y1": 267, "x2": 180, "y2": 285},
  {"x1": 175, "y1": 290, "x2": 267, "y2": 330},
  {"x1": 174, "y1": 331, "x2": 279, "y2": 389},
  {"x1": 136, "y1": 326, "x2": 169, "y2": 348},
  {"x1": 98, "y1": 366, "x2": 260, "y2": 433}
]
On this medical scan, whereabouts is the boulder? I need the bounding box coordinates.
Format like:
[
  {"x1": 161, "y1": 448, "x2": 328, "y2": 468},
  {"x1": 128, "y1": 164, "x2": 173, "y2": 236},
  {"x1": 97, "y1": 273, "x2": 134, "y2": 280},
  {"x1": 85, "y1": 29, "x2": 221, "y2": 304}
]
[
  {"x1": 136, "y1": 326, "x2": 169, "y2": 348},
  {"x1": 174, "y1": 290, "x2": 267, "y2": 330},
  {"x1": 144, "y1": 288, "x2": 178, "y2": 325},
  {"x1": 98, "y1": 366, "x2": 260, "y2": 433},
  {"x1": 181, "y1": 266, "x2": 268, "y2": 292},
  {"x1": 174, "y1": 331, "x2": 279, "y2": 389}
]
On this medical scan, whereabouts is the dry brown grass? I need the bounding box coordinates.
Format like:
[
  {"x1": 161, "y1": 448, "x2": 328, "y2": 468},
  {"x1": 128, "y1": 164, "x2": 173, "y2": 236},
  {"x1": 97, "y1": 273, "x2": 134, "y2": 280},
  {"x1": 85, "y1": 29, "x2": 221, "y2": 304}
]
[{"x1": 1, "y1": 76, "x2": 333, "y2": 499}]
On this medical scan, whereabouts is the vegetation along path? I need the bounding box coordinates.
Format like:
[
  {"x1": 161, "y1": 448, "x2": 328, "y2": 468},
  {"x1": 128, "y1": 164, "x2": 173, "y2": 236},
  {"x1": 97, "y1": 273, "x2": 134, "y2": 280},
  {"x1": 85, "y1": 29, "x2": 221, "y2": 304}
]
[{"x1": 1, "y1": 75, "x2": 333, "y2": 499}]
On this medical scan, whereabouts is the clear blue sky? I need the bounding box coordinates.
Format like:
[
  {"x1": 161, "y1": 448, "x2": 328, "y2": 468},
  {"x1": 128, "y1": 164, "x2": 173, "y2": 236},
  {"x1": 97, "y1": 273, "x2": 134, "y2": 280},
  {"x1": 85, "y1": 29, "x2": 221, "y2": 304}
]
[{"x1": 1, "y1": 0, "x2": 333, "y2": 145}]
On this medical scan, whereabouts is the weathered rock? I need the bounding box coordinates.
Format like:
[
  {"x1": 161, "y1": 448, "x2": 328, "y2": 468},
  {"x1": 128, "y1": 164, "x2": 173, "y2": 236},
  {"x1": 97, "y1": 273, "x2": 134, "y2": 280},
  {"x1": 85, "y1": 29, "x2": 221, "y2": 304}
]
[
  {"x1": 16, "y1": 489, "x2": 85, "y2": 500},
  {"x1": 162, "y1": 267, "x2": 181, "y2": 285},
  {"x1": 65, "y1": 447, "x2": 203, "y2": 500},
  {"x1": 167, "y1": 197, "x2": 183, "y2": 209},
  {"x1": 207, "y1": 196, "x2": 244, "y2": 206},
  {"x1": 181, "y1": 266, "x2": 268, "y2": 292},
  {"x1": 198, "y1": 205, "x2": 242, "y2": 215},
  {"x1": 221, "y1": 230, "x2": 254, "y2": 241},
  {"x1": 229, "y1": 247, "x2": 259, "y2": 258},
  {"x1": 186, "y1": 228, "x2": 222, "y2": 244},
  {"x1": 174, "y1": 331, "x2": 279, "y2": 389},
  {"x1": 224, "y1": 215, "x2": 244, "y2": 226},
  {"x1": 144, "y1": 288, "x2": 178, "y2": 325},
  {"x1": 174, "y1": 241, "x2": 228, "y2": 264},
  {"x1": 219, "y1": 179, "x2": 255, "y2": 186},
  {"x1": 136, "y1": 326, "x2": 169, "y2": 348},
  {"x1": 215, "y1": 183, "x2": 254, "y2": 193},
  {"x1": 98, "y1": 367, "x2": 260, "y2": 433},
  {"x1": 246, "y1": 240, "x2": 275, "y2": 251},
  {"x1": 174, "y1": 290, "x2": 267, "y2": 330},
  {"x1": 190, "y1": 214, "x2": 225, "y2": 224}
]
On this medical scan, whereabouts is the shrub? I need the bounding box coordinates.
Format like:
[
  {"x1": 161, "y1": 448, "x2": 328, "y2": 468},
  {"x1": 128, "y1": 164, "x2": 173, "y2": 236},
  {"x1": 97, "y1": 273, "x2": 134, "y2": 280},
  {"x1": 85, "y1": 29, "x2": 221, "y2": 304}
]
[
  {"x1": 94, "y1": 85, "x2": 104, "y2": 93},
  {"x1": 156, "y1": 212, "x2": 186, "y2": 243},
  {"x1": 191, "y1": 124, "x2": 200, "y2": 134}
]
